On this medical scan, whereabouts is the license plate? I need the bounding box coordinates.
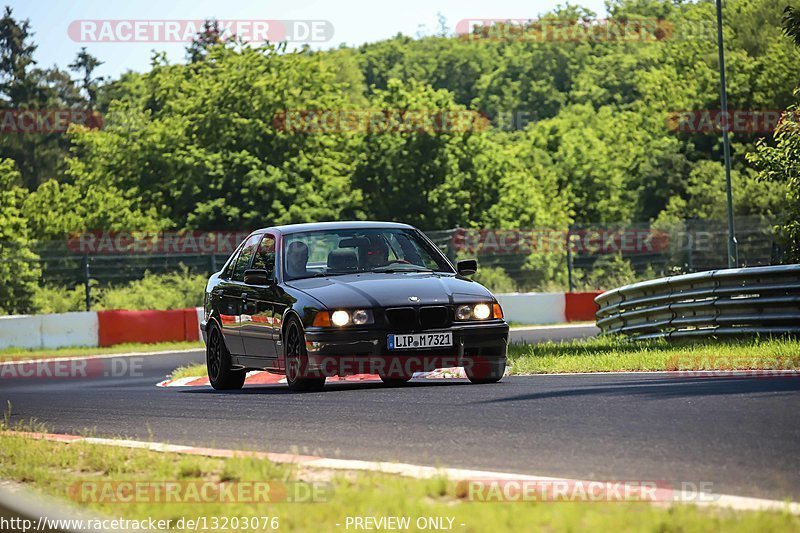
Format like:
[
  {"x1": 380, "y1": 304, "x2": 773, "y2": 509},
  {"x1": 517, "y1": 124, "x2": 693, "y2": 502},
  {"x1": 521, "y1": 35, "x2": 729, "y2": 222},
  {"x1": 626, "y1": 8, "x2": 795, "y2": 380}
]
[{"x1": 387, "y1": 332, "x2": 453, "y2": 350}]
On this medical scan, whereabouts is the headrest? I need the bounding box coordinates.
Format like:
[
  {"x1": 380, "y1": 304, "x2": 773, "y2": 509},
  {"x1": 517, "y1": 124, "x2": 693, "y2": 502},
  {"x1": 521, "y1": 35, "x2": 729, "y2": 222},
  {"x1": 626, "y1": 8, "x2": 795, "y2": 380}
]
[
  {"x1": 287, "y1": 241, "x2": 308, "y2": 256},
  {"x1": 327, "y1": 249, "x2": 358, "y2": 271}
]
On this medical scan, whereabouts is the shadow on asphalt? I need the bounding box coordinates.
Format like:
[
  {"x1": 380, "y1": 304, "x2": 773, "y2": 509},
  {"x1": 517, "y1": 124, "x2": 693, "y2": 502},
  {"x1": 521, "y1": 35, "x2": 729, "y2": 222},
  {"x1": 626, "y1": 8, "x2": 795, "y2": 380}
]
[
  {"x1": 474, "y1": 375, "x2": 800, "y2": 404},
  {"x1": 176, "y1": 379, "x2": 473, "y2": 395}
]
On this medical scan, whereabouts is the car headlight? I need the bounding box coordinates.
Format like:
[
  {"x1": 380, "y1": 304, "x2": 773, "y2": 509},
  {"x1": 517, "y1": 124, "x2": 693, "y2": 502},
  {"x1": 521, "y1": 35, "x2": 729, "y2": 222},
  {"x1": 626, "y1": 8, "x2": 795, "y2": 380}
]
[
  {"x1": 331, "y1": 310, "x2": 351, "y2": 326},
  {"x1": 352, "y1": 309, "x2": 370, "y2": 325},
  {"x1": 473, "y1": 303, "x2": 491, "y2": 320},
  {"x1": 313, "y1": 309, "x2": 374, "y2": 327},
  {"x1": 455, "y1": 303, "x2": 500, "y2": 321},
  {"x1": 456, "y1": 305, "x2": 472, "y2": 321}
]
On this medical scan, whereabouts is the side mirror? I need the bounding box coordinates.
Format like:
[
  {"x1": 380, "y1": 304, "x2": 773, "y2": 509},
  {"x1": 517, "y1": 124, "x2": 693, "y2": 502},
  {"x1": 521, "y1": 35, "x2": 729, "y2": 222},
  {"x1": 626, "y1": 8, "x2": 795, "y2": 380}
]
[
  {"x1": 456, "y1": 259, "x2": 478, "y2": 276},
  {"x1": 244, "y1": 269, "x2": 271, "y2": 285}
]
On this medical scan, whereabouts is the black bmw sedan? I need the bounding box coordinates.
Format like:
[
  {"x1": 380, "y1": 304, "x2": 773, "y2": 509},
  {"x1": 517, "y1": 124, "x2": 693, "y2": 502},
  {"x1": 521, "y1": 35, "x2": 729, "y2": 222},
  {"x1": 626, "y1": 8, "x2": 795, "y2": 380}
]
[{"x1": 202, "y1": 221, "x2": 509, "y2": 391}]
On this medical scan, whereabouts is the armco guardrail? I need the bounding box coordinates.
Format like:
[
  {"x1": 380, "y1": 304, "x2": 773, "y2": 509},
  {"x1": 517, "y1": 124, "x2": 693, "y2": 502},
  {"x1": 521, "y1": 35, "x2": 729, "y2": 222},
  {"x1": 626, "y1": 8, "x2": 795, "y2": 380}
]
[
  {"x1": 595, "y1": 265, "x2": 800, "y2": 340},
  {"x1": 0, "y1": 482, "x2": 119, "y2": 533}
]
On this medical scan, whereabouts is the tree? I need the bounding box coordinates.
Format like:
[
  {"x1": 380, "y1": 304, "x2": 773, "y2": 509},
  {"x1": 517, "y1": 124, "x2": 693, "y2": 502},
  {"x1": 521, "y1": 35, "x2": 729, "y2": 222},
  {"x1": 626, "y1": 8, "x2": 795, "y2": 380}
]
[
  {"x1": 747, "y1": 100, "x2": 800, "y2": 261},
  {"x1": 69, "y1": 47, "x2": 103, "y2": 107},
  {"x1": 186, "y1": 20, "x2": 226, "y2": 63},
  {"x1": 350, "y1": 79, "x2": 495, "y2": 229},
  {"x1": 0, "y1": 7, "x2": 81, "y2": 189},
  {"x1": 784, "y1": 5, "x2": 800, "y2": 47},
  {"x1": 0, "y1": 6, "x2": 37, "y2": 105},
  {"x1": 63, "y1": 43, "x2": 364, "y2": 233},
  {"x1": 0, "y1": 158, "x2": 40, "y2": 314}
]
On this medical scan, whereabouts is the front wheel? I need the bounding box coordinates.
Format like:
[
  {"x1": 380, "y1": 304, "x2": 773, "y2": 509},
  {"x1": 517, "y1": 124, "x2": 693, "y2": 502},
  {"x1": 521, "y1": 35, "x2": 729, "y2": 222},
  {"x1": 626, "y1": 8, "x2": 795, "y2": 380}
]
[
  {"x1": 284, "y1": 318, "x2": 326, "y2": 392},
  {"x1": 465, "y1": 357, "x2": 506, "y2": 384},
  {"x1": 379, "y1": 374, "x2": 412, "y2": 386},
  {"x1": 206, "y1": 324, "x2": 246, "y2": 390}
]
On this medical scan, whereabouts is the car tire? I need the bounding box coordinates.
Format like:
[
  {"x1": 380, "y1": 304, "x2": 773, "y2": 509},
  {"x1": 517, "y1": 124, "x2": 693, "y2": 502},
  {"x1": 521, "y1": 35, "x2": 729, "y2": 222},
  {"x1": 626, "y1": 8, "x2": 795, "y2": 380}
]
[
  {"x1": 379, "y1": 374, "x2": 412, "y2": 386},
  {"x1": 206, "y1": 324, "x2": 246, "y2": 390},
  {"x1": 284, "y1": 317, "x2": 326, "y2": 392},
  {"x1": 465, "y1": 357, "x2": 506, "y2": 384}
]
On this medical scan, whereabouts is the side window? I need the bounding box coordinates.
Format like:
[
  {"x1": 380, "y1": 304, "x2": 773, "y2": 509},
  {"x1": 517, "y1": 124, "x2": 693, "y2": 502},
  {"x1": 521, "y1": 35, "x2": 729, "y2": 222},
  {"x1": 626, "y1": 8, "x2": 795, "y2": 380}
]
[
  {"x1": 221, "y1": 243, "x2": 244, "y2": 279},
  {"x1": 231, "y1": 234, "x2": 261, "y2": 281},
  {"x1": 251, "y1": 234, "x2": 276, "y2": 279}
]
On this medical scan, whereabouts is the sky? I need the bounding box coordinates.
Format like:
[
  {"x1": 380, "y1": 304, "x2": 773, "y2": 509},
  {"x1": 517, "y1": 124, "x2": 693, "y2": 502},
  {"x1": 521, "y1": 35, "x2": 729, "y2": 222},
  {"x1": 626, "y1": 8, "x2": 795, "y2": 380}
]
[{"x1": 8, "y1": 0, "x2": 609, "y2": 80}]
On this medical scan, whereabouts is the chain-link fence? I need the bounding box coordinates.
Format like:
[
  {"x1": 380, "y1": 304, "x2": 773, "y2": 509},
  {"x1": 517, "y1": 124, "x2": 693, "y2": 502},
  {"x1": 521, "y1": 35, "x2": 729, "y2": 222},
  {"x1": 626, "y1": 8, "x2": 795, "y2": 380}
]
[
  {"x1": 28, "y1": 218, "x2": 783, "y2": 309},
  {"x1": 425, "y1": 217, "x2": 780, "y2": 292}
]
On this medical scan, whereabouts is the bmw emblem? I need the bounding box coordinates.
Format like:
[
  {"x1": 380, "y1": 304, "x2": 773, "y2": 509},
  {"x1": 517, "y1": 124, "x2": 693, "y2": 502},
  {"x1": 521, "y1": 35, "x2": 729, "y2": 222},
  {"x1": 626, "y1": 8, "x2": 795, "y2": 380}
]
[{"x1": 408, "y1": 296, "x2": 420, "y2": 302}]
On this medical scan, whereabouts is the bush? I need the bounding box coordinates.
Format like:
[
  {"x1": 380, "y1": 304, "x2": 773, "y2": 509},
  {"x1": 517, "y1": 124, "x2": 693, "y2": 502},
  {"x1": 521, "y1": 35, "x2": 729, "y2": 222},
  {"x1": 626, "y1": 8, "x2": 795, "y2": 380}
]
[
  {"x1": 471, "y1": 266, "x2": 517, "y2": 293},
  {"x1": 32, "y1": 285, "x2": 87, "y2": 314},
  {"x1": 0, "y1": 159, "x2": 40, "y2": 314},
  {"x1": 29, "y1": 267, "x2": 207, "y2": 314},
  {"x1": 577, "y1": 254, "x2": 637, "y2": 291},
  {"x1": 95, "y1": 267, "x2": 206, "y2": 310}
]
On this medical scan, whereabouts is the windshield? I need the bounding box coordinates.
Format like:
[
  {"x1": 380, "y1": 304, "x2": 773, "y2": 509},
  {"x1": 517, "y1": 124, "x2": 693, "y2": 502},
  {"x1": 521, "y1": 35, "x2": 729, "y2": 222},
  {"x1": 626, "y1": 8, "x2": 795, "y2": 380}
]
[{"x1": 282, "y1": 228, "x2": 454, "y2": 280}]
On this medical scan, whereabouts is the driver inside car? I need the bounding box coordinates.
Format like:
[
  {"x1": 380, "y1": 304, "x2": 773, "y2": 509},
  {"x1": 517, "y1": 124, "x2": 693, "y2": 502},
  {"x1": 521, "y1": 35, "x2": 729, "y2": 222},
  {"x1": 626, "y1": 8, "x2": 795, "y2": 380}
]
[
  {"x1": 285, "y1": 241, "x2": 309, "y2": 278},
  {"x1": 364, "y1": 237, "x2": 390, "y2": 269}
]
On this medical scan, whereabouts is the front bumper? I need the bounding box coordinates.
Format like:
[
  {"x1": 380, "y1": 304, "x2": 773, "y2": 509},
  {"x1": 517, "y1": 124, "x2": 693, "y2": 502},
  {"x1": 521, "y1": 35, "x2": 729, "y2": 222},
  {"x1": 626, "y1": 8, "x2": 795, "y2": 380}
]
[{"x1": 302, "y1": 321, "x2": 508, "y2": 376}]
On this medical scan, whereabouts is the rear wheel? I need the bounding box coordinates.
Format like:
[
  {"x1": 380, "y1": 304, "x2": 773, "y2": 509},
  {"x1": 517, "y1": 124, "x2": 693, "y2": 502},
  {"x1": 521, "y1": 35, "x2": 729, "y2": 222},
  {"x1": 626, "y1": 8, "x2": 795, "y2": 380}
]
[
  {"x1": 284, "y1": 318, "x2": 326, "y2": 392},
  {"x1": 206, "y1": 324, "x2": 246, "y2": 390},
  {"x1": 465, "y1": 357, "x2": 506, "y2": 384}
]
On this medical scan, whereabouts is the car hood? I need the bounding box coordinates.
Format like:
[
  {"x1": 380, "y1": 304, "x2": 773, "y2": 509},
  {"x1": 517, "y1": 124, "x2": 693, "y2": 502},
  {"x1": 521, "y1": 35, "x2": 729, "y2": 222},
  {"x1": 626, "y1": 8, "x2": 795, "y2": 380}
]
[{"x1": 285, "y1": 272, "x2": 494, "y2": 309}]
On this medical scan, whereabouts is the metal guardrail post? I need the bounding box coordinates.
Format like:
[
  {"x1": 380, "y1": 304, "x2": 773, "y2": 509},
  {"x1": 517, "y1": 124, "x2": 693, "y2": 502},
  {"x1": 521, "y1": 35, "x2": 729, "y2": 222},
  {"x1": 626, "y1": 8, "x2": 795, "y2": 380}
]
[
  {"x1": 566, "y1": 231, "x2": 575, "y2": 293},
  {"x1": 715, "y1": 0, "x2": 739, "y2": 268},
  {"x1": 82, "y1": 254, "x2": 91, "y2": 312}
]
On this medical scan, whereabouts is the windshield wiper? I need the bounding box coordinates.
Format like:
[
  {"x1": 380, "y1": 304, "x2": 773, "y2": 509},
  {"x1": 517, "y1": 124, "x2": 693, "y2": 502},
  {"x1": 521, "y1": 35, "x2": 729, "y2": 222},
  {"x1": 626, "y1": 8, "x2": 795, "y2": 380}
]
[{"x1": 369, "y1": 265, "x2": 434, "y2": 273}]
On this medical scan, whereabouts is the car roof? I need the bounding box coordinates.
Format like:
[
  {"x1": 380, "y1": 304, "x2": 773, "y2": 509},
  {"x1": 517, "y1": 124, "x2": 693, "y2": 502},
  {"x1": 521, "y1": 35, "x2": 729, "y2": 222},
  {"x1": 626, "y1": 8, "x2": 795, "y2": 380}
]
[{"x1": 258, "y1": 221, "x2": 416, "y2": 235}]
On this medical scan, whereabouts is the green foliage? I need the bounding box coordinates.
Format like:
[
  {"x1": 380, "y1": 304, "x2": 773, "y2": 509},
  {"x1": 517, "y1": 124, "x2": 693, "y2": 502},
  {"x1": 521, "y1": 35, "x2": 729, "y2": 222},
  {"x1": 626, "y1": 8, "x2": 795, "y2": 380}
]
[
  {"x1": 351, "y1": 79, "x2": 498, "y2": 229},
  {"x1": 784, "y1": 5, "x2": 800, "y2": 47},
  {"x1": 654, "y1": 160, "x2": 788, "y2": 226},
  {"x1": 577, "y1": 254, "x2": 638, "y2": 290},
  {"x1": 63, "y1": 43, "x2": 365, "y2": 231},
  {"x1": 471, "y1": 266, "x2": 517, "y2": 293},
  {"x1": 31, "y1": 284, "x2": 86, "y2": 314},
  {"x1": 747, "y1": 99, "x2": 800, "y2": 261},
  {"x1": 93, "y1": 268, "x2": 207, "y2": 311},
  {"x1": 0, "y1": 158, "x2": 40, "y2": 314},
  {"x1": 31, "y1": 269, "x2": 206, "y2": 313}
]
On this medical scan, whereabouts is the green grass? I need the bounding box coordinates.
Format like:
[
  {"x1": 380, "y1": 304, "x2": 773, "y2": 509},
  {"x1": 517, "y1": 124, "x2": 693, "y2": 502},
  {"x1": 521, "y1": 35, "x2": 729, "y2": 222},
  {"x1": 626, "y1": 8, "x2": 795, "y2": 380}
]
[
  {"x1": 508, "y1": 336, "x2": 800, "y2": 374},
  {"x1": 0, "y1": 425, "x2": 797, "y2": 532},
  {"x1": 170, "y1": 362, "x2": 209, "y2": 380},
  {"x1": 0, "y1": 341, "x2": 204, "y2": 362},
  {"x1": 508, "y1": 321, "x2": 595, "y2": 328}
]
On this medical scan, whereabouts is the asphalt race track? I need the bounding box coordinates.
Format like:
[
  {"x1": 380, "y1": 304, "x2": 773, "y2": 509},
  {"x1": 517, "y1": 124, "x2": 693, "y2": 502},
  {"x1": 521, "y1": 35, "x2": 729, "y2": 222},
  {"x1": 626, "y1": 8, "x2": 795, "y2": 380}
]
[{"x1": 3, "y1": 324, "x2": 799, "y2": 503}]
